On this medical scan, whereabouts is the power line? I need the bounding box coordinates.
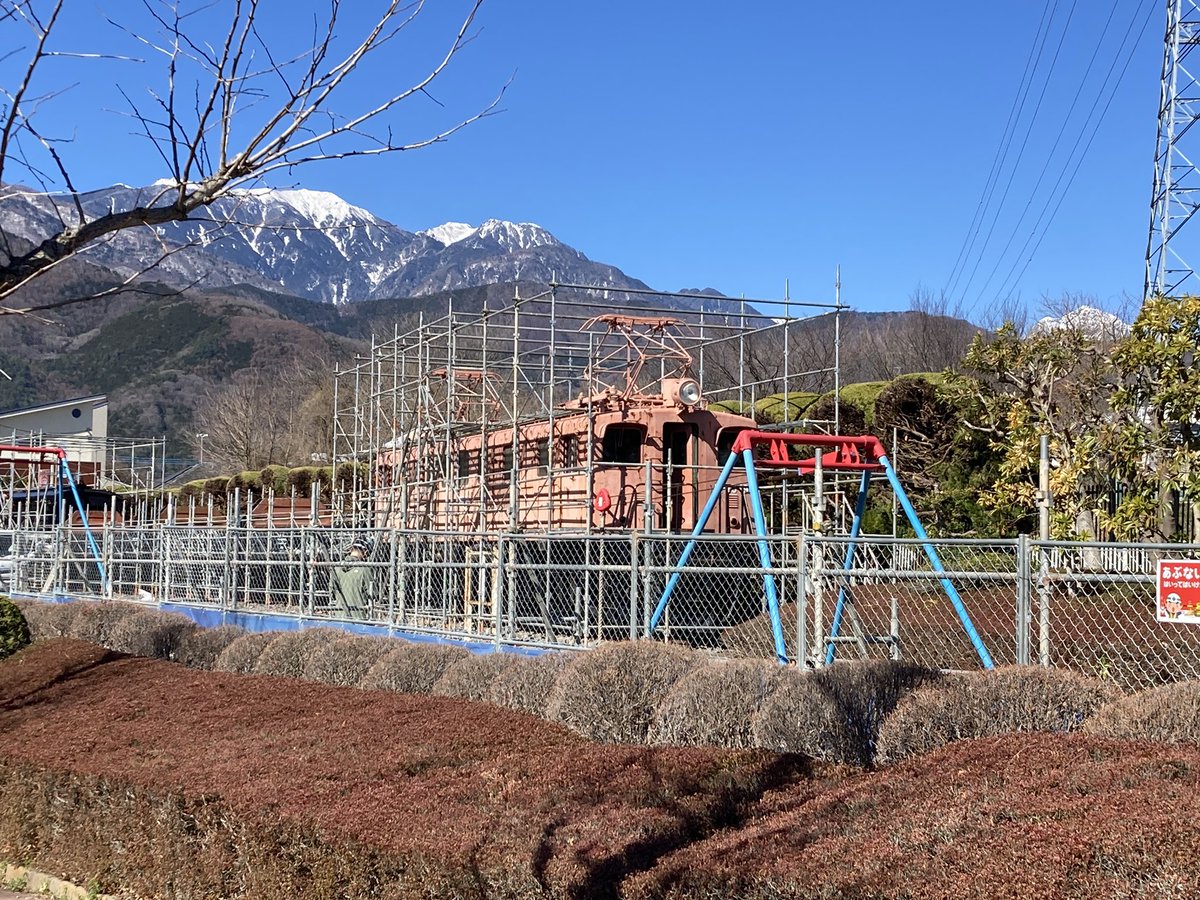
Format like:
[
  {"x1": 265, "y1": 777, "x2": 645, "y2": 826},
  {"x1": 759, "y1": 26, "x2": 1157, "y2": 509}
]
[
  {"x1": 957, "y1": 0, "x2": 1082, "y2": 308},
  {"x1": 992, "y1": 0, "x2": 1158, "y2": 305},
  {"x1": 942, "y1": 1, "x2": 1060, "y2": 300},
  {"x1": 969, "y1": 0, "x2": 1124, "y2": 307}
]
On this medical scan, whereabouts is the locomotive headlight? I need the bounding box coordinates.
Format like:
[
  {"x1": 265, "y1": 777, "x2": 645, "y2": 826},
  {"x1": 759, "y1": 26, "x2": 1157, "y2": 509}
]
[{"x1": 677, "y1": 379, "x2": 702, "y2": 406}]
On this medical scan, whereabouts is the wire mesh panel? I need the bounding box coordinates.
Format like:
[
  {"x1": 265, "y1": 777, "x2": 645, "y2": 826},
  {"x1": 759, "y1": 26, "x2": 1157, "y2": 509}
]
[
  {"x1": 808, "y1": 536, "x2": 1023, "y2": 671},
  {"x1": 645, "y1": 532, "x2": 799, "y2": 659},
  {"x1": 1037, "y1": 541, "x2": 1200, "y2": 691},
  {"x1": 26, "y1": 516, "x2": 1200, "y2": 685},
  {"x1": 6, "y1": 529, "x2": 57, "y2": 595},
  {"x1": 163, "y1": 526, "x2": 229, "y2": 606},
  {"x1": 108, "y1": 526, "x2": 162, "y2": 599},
  {"x1": 503, "y1": 532, "x2": 638, "y2": 646}
]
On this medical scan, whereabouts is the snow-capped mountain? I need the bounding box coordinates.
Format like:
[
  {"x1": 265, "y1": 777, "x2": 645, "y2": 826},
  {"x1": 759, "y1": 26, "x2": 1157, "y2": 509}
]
[
  {"x1": 0, "y1": 183, "x2": 649, "y2": 304},
  {"x1": 1031, "y1": 306, "x2": 1131, "y2": 340}
]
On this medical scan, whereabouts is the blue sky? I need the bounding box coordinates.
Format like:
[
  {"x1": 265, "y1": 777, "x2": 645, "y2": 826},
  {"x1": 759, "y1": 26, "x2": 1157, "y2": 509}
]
[{"x1": 4, "y1": 1, "x2": 1166, "y2": 318}]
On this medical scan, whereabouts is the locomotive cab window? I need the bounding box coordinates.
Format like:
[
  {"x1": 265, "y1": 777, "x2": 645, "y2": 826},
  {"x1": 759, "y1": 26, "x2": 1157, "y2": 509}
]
[
  {"x1": 717, "y1": 427, "x2": 748, "y2": 468},
  {"x1": 602, "y1": 424, "x2": 644, "y2": 464}
]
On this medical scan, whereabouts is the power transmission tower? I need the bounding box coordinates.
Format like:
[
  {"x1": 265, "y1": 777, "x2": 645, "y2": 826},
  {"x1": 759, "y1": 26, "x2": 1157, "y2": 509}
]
[{"x1": 1146, "y1": 0, "x2": 1200, "y2": 298}]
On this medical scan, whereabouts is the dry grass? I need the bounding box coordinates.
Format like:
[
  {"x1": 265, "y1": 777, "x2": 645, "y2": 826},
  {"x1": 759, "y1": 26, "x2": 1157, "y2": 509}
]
[
  {"x1": 1085, "y1": 680, "x2": 1200, "y2": 745},
  {"x1": 213, "y1": 632, "x2": 277, "y2": 674},
  {"x1": 547, "y1": 641, "x2": 702, "y2": 744},
  {"x1": 649, "y1": 659, "x2": 791, "y2": 749},
  {"x1": 876, "y1": 665, "x2": 1121, "y2": 765},
  {"x1": 175, "y1": 625, "x2": 249, "y2": 670},
  {"x1": 485, "y1": 653, "x2": 572, "y2": 717},
  {"x1": 358, "y1": 643, "x2": 470, "y2": 694},
  {"x1": 106, "y1": 609, "x2": 198, "y2": 660},
  {"x1": 253, "y1": 629, "x2": 343, "y2": 678},
  {"x1": 302, "y1": 635, "x2": 395, "y2": 687},
  {"x1": 432, "y1": 652, "x2": 521, "y2": 702}
]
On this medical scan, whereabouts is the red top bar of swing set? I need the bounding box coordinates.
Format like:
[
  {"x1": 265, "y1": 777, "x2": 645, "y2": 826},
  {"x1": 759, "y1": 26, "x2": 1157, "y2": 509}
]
[
  {"x1": 0, "y1": 444, "x2": 68, "y2": 463},
  {"x1": 729, "y1": 431, "x2": 888, "y2": 474}
]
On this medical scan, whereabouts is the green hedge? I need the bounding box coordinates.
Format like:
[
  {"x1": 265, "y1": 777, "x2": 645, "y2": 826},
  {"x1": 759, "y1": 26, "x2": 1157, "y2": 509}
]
[{"x1": 0, "y1": 596, "x2": 31, "y2": 660}]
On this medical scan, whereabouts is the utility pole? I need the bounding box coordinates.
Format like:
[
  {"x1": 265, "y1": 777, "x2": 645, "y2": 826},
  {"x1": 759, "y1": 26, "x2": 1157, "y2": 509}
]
[{"x1": 1146, "y1": 0, "x2": 1200, "y2": 298}]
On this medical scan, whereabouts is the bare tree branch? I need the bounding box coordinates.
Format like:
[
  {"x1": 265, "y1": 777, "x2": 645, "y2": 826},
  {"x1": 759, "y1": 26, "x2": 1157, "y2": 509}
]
[{"x1": 0, "y1": 0, "x2": 497, "y2": 314}]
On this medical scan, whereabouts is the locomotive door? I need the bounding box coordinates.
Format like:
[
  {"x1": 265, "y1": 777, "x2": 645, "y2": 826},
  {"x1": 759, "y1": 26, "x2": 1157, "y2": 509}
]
[{"x1": 661, "y1": 423, "x2": 697, "y2": 531}]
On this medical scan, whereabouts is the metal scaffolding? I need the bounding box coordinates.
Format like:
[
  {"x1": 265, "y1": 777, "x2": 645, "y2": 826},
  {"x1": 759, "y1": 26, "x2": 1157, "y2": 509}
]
[{"x1": 331, "y1": 283, "x2": 850, "y2": 534}]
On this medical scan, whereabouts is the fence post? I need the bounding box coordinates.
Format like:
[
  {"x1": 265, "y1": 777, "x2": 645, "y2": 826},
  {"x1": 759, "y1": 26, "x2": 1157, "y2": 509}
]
[
  {"x1": 492, "y1": 536, "x2": 504, "y2": 646},
  {"x1": 1037, "y1": 541, "x2": 1051, "y2": 667},
  {"x1": 398, "y1": 532, "x2": 409, "y2": 627},
  {"x1": 629, "y1": 531, "x2": 640, "y2": 641},
  {"x1": 388, "y1": 529, "x2": 398, "y2": 625},
  {"x1": 158, "y1": 525, "x2": 169, "y2": 603},
  {"x1": 1016, "y1": 533, "x2": 1031, "y2": 665},
  {"x1": 796, "y1": 531, "x2": 808, "y2": 666},
  {"x1": 221, "y1": 517, "x2": 234, "y2": 610}
]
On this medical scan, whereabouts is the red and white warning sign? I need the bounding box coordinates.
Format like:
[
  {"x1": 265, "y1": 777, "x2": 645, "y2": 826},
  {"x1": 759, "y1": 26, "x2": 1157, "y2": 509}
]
[{"x1": 1156, "y1": 560, "x2": 1200, "y2": 623}]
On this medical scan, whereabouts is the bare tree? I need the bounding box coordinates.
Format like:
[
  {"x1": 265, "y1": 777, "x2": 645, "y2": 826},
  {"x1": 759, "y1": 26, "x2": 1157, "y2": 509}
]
[
  {"x1": 197, "y1": 362, "x2": 332, "y2": 472},
  {"x1": 0, "y1": 0, "x2": 500, "y2": 317}
]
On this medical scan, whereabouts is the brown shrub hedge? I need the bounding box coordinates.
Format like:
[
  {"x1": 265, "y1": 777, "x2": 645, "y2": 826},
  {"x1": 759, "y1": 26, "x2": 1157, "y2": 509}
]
[
  {"x1": 358, "y1": 643, "x2": 470, "y2": 694},
  {"x1": 749, "y1": 670, "x2": 855, "y2": 763},
  {"x1": 175, "y1": 625, "x2": 249, "y2": 670},
  {"x1": 14, "y1": 599, "x2": 77, "y2": 641},
  {"x1": 213, "y1": 632, "x2": 276, "y2": 674},
  {"x1": 484, "y1": 653, "x2": 572, "y2": 717},
  {"x1": 432, "y1": 652, "x2": 521, "y2": 702},
  {"x1": 623, "y1": 733, "x2": 1200, "y2": 900},
  {"x1": 650, "y1": 659, "x2": 790, "y2": 749},
  {"x1": 106, "y1": 609, "x2": 198, "y2": 661},
  {"x1": 1085, "y1": 680, "x2": 1200, "y2": 745},
  {"x1": 811, "y1": 659, "x2": 943, "y2": 767},
  {"x1": 253, "y1": 629, "x2": 342, "y2": 678},
  {"x1": 547, "y1": 641, "x2": 702, "y2": 744},
  {"x1": 302, "y1": 635, "x2": 395, "y2": 687},
  {"x1": 62, "y1": 601, "x2": 140, "y2": 646},
  {"x1": 875, "y1": 665, "x2": 1120, "y2": 765},
  {"x1": 0, "y1": 639, "x2": 812, "y2": 900}
]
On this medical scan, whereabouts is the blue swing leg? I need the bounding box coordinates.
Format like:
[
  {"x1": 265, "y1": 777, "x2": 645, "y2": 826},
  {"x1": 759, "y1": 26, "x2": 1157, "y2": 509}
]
[
  {"x1": 741, "y1": 449, "x2": 788, "y2": 664},
  {"x1": 879, "y1": 454, "x2": 993, "y2": 669},
  {"x1": 648, "y1": 449, "x2": 740, "y2": 635},
  {"x1": 60, "y1": 457, "x2": 109, "y2": 594}
]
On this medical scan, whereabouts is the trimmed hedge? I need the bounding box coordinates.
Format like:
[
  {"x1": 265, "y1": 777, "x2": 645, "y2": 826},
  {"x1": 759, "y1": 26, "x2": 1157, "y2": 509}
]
[
  {"x1": 0, "y1": 595, "x2": 31, "y2": 660},
  {"x1": 547, "y1": 641, "x2": 701, "y2": 744},
  {"x1": 875, "y1": 666, "x2": 1120, "y2": 765},
  {"x1": 811, "y1": 660, "x2": 943, "y2": 767},
  {"x1": 650, "y1": 659, "x2": 789, "y2": 749},
  {"x1": 432, "y1": 653, "x2": 521, "y2": 702},
  {"x1": 106, "y1": 609, "x2": 198, "y2": 660},
  {"x1": 253, "y1": 629, "x2": 342, "y2": 678},
  {"x1": 358, "y1": 643, "x2": 470, "y2": 694},
  {"x1": 214, "y1": 632, "x2": 276, "y2": 674},
  {"x1": 485, "y1": 654, "x2": 572, "y2": 717},
  {"x1": 302, "y1": 635, "x2": 395, "y2": 687},
  {"x1": 1085, "y1": 680, "x2": 1200, "y2": 745},
  {"x1": 14, "y1": 599, "x2": 76, "y2": 642},
  {"x1": 749, "y1": 670, "x2": 853, "y2": 763},
  {"x1": 63, "y1": 601, "x2": 140, "y2": 645},
  {"x1": 175, "y1": 625, "x2": 249, "y2": 670}
]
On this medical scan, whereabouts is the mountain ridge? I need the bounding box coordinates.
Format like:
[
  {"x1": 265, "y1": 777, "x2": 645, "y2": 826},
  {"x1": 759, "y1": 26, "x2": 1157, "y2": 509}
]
[{"x1": 0, "y1": 182, "x2": 652, "y2": 305}]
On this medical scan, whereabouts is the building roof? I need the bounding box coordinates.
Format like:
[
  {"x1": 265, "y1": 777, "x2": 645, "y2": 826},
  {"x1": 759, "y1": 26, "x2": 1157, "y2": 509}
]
[{"x1": 0, "y1": 394, "x2": 107, "y2": 418}]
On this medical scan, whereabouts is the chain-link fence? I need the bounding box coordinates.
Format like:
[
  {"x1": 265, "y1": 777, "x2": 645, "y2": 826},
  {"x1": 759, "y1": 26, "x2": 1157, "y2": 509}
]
[{"x1": 6, "y1": 522, "x2": 1200, "y2": 689}]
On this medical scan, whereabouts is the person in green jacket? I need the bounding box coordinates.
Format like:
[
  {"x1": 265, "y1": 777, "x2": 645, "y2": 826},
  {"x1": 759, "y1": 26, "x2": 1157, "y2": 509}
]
[{"x1": 330, "y1": 537, "x2": 374, "y2": 618}]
